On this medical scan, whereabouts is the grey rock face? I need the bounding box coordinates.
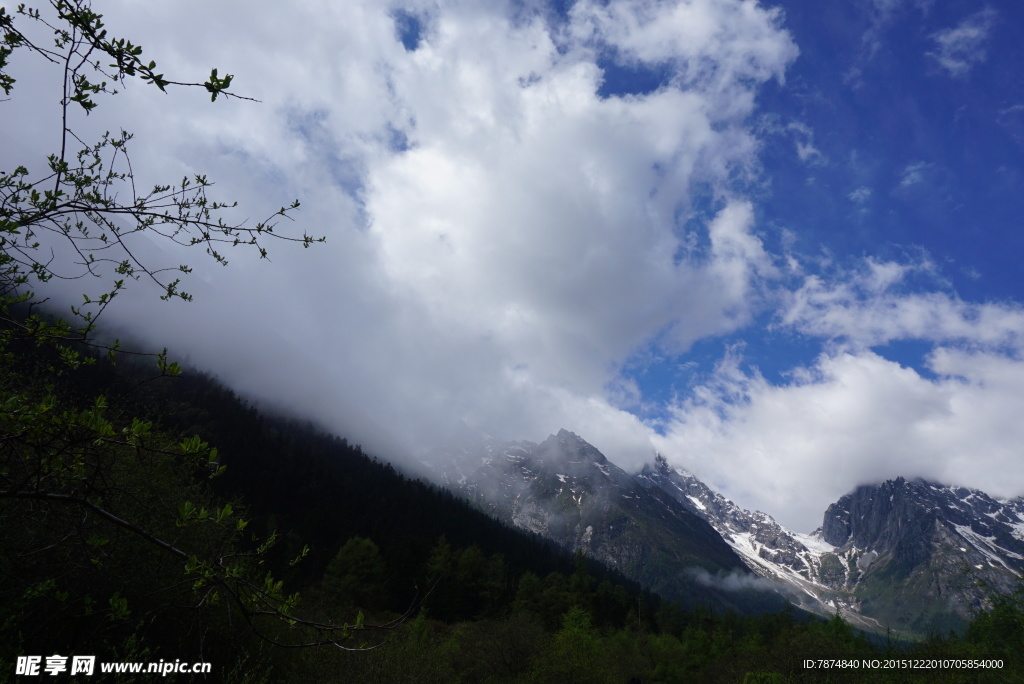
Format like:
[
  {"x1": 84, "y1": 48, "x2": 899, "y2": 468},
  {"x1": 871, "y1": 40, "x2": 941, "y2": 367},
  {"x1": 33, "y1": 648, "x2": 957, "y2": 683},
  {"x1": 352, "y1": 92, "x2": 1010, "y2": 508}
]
[
  {"x1": 427, "y1": 429, "x2": 776, "y2": 612},
  {"x1": 821, "y1": 478, "x2": 1024, "y2": 613},
  {"x1": 641, "y1": 461, "x2": 1024, "y2": 635},
  {"x1": 636, "y1": 454, "x2": 849, "y2": 615},
  {"x1": 429, "y1": 428, "x2": 1024, "y2": 635}
]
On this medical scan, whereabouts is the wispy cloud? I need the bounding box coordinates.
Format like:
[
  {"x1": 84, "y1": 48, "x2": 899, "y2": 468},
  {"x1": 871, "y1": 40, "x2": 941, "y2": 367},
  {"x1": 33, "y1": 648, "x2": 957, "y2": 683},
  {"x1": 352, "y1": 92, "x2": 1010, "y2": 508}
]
[
  {"x1": 656, "y1": 341, "x2": 1024, "y2": 531},
  {"x1": 927, "y1": 7, "x2": 998, "y2": 77},
  {"x1": 847, "y1": 0, "x2": 933, "y2": 84},
  {"x1": 781, "y1": 258, "x2": 1023, "y2": 349},
  {"x1": 899, "y1": 161, "x2": 931, "y2": 187},
  {"x1": 787, "y1": 122, "x2": 825, "y2": 165},
  {"x1": 687, "y1": 567, "x2": 781, "y2": 593},
  {"x1": 848, "y1": 186, "x2": 872, "y2": 203},
  {"x1": 650, "y1": 255, "x2": 1024, "y2": 530},
  {"x1": 997, "y1": 104, "x2": 1024, "y2": 146}
]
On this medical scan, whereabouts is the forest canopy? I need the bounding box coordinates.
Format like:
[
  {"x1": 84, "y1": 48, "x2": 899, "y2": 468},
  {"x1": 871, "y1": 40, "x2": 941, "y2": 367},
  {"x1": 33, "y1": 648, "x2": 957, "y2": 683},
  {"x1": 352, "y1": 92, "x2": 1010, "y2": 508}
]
[{"x1": 2, "y1": 3, "x2": 1023, "y2": 683}]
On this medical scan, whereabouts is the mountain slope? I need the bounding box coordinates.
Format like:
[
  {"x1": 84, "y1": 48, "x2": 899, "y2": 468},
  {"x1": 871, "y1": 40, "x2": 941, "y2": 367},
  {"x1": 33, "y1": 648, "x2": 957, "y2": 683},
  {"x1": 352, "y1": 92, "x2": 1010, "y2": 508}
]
[
  {"x1": 820, "y1": 477, "x2": 1024, "y2": 634},
  {"x1": 636, "y1": 455, "x2": 846, "y2": 614},
  {"x1": 430, "y1": 428, "x2": 788, "y2": 612},
  {"x1": 639, "y1": 454, "x2": 1024, "y2": 635}
]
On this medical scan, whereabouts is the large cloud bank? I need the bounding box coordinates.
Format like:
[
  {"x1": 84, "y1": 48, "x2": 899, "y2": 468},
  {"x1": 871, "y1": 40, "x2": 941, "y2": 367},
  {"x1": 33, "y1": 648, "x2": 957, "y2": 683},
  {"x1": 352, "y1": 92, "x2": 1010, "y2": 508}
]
[
  {"x1": 657, "y1": 261, "x2": 1024, "y2": 528},
  {"x1": 6, "y1": 0, "x2": 1024, "y2": 530}
]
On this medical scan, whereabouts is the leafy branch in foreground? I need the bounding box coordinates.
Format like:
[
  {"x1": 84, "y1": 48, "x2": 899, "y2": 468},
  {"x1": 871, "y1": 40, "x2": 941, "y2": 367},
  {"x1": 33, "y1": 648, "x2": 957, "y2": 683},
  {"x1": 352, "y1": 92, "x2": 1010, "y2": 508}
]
[
  {"x1": 1, "y1": 1, "x2": 323, "y2": 351},
  {"x1": 0, "y1": 0, "x2": 403, "y2": 660},
  {"x1": 0, "y1": 390, "x2": 416, "y2": 653}
]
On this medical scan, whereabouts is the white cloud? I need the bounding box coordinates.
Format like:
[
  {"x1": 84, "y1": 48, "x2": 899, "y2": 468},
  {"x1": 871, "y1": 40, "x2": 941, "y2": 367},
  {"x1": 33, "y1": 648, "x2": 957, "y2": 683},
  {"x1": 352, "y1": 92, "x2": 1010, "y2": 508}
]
[
  {"x1": 847, "y1": 0, "x2": 933, "y2": 83},
  {"x1": 9, "y1": 0, "x2": 1024, "y2": 541},
  {"x1": 781, "y1": 259, "x2": 1024, "y2": 350},
  {"x1": 927, "y1": 7, "x2": 998, "y2": 77},
  {"x1": 646, "y1": 255, "x2": 1024, "y2": 530},
  {"x1": 899, "y1": 161, "x2": 931, "y2": 187},
  {"x1": 655, "y1": 343, "x2": 1024, "y2": 531},
  {"x1": 785, "y1": 122, "x2": 825, "y2": 165},
  {"x1": 4, "y1": 0, "x2": 797, "y2": 466},
  {"x1": 848, "y1": 186, "x2": 872, "y2": 203},
  {"x1": 568, "y1": 0, "x2": 797, "y2": 94},
  {"x1": 997, "y1": 104, "x2": 1024, "y2": 147},
  {"x1": 795, "y1": 141, "x2": 823, "y2": 164},
  {"x1": 871, "y1": 0, "x2": 933, "y2": 14}
]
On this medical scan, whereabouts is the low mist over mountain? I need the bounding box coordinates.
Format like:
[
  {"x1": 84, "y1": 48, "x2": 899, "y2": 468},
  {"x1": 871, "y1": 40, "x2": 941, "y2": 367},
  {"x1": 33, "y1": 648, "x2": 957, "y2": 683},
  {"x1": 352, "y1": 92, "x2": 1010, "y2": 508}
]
[
  {"x1": 642, "y1": 457, "x2": 1024, "y2": 636},
  {"x1": 428, "y1": 428, "x2": 788, "y2": 614},
  {"x1": 431, "y1": 427, "x2": 1024, "y2": 636}
]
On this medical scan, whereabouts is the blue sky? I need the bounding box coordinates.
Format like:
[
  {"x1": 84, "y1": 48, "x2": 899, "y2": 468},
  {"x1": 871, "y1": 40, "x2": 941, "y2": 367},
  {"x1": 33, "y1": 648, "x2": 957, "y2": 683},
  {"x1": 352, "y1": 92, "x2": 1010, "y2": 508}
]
[
  {"x1": 7, "y1": 0, "x2": 1024, "y2": 530},
  {"x1": 621, "y1": 0, "x2": 1024, "y2": 412}
]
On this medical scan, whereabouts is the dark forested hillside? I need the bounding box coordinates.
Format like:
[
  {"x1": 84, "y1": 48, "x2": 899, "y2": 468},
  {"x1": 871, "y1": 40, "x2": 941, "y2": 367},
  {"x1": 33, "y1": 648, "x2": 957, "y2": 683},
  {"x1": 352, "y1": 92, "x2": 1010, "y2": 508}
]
[
  {"x1": 135, "y1": 365, "x2": 654, "y2": 606},
  {"x1": 4, "y1": 343, "x2": 1024, "y2": 682}
]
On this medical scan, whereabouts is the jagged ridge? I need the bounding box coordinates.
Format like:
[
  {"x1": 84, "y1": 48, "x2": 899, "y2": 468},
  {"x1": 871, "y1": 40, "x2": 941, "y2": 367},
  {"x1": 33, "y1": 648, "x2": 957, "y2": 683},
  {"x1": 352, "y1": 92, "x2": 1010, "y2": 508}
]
[
  {"x1": 641, "y1": 458, "x2": 1024, "y2": 636},
  {"x1": 428, "y1": 429, "x2": 786, "y2": 613},
  {"x1": 429, "y1": 427, "x2": 1024, "y2": 636}
]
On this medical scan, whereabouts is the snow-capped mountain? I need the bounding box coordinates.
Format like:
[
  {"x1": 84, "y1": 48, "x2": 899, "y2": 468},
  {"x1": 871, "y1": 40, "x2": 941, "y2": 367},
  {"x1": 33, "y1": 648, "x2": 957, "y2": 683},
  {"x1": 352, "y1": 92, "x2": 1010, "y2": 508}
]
[
  {"x1": 428, "y1": 428, "x2": 787, "y2": 613},
  {"x1": 635, "y1": 454, "x2": 851, "y2": 618},
  {"x1": 817, "y1": 477, "x2": 1024, "y2": 633},
  {"x1": 430, "y1": 426, "x2": 1024, "y2": 635},
  {"x1": 639, "y1": 455, "x2": 1024, "y2": 635}
]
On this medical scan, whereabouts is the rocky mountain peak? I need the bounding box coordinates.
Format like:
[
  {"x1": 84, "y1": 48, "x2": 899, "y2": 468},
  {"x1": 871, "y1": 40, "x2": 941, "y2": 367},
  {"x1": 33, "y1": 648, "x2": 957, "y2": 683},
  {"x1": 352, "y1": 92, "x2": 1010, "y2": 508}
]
[
  {"x1": 431, "y1": 431, "x2": 1024, "y2": 637},
  {"x1": 636, "y1": 461, "x2": 1024, "y2": 635},
  {"x1": 541, "y1": 428, "x2": 608, "y2": 465},
  {"x1": 653, "y1": 451, "x2": 670, "y2": 474},
  {"x1": 819, "y1": 476, "x2": 1023, "y2": 557},
  {"x1": 428, "y1": 429, "x2": 766, "y2": 612},
  {"x1": 807, "y1": 476, "x2": 1024, "y2": 632}
]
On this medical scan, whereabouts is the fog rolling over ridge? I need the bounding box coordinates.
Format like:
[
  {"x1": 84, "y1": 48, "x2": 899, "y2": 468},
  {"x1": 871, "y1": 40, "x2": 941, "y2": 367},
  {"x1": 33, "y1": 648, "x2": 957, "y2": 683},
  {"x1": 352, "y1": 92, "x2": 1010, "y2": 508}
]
[
  {"x1": 8, "y1": 0, "x2": 1024, "y2": 531},
  {"x1": 427, "y1": 427, "x2": 1024, "y2": 636}
]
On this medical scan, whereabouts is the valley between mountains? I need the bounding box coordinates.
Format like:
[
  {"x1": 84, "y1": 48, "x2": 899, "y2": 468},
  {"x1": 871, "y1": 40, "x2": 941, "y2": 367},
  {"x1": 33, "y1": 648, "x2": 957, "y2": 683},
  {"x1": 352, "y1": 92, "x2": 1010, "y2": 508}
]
[{"x1": 429, "y1": 428, "x2": 1024, "y2": 637}]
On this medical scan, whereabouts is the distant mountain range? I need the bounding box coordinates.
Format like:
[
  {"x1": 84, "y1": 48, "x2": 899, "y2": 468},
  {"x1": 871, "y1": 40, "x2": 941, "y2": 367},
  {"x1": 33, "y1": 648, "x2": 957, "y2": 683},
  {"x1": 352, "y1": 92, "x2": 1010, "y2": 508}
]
[
  {"x1": 429, "y1": 428, "x2": 1024, "y2": 636},
  {"x1": 640, "y1": 455, "x2": 1024, "y2": 635},
  {"x1": 428, "y1": 427, "x2": 788, "y2": 614}
]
